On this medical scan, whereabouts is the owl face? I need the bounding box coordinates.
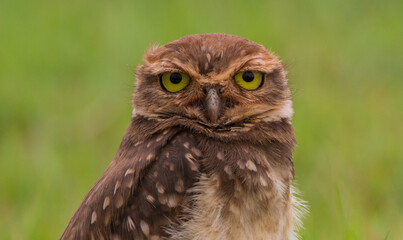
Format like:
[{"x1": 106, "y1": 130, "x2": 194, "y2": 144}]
[{"x1": 132, "y1": 33, "x2": 292, "y2": 129}]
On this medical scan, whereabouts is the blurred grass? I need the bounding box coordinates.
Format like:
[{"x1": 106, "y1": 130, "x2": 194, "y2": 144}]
[{"x1": 0, "y1": 0, "x2": 402, "y2": 239}]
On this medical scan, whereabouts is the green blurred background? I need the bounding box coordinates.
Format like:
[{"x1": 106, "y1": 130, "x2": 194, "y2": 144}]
[{"x1": 0, "y1": 0, "x2": 402, "y2": 239}]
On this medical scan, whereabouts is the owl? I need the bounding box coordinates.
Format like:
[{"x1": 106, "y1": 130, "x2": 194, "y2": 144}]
[{"x1": 61, "y1": 33, "x2": 306, "y2": 240}]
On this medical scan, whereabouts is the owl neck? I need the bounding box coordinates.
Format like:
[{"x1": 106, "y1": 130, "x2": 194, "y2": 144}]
[
  {"x1": 127, "y1": 114, "x2": 296, "y2": 201},
  {"x1": 130, "y1": 115, "x2": 296, "y2": 147}
]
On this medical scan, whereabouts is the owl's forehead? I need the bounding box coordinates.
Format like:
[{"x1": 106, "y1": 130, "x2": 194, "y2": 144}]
[{"x1": 143, "y1": 34, "x2": 280, "y2": 79}]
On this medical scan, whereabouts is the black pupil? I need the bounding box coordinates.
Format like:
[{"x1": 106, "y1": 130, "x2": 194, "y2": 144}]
[
  {"x1": 170, "y1": 73, "x2": 182, "y2": 84},
  {"x1": 242, "y1": 71, "x2": 255, "y2": 82}
]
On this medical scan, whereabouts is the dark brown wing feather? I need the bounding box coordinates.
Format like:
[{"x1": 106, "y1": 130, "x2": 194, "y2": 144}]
[{"x1": 60, "y1": 118, "x2": 202, "y2": 240}]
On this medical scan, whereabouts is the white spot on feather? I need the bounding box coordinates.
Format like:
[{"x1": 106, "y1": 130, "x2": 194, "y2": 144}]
[
  {"x1": 156, "y1": 182, "x2": 165, "y2": 194},
  {"x1": 91, "y1": 211, "x2": 97, "y2": 224},
  {"x1": 124, "y1": 168, "x2": 134, "y2": 176},
  {"x1": 146, "y1": 194, "x2": 156, "y2": 204},
  {"x1": 185, "y1": 153, "x2": 199, "y2": 171},
  {"x1": 175, "y1": 179, "x2": 185, "y2": 193},
  {"x1": 146, "y1": 153, "x2": 154, "y2": 161},
  {"x1": 206, "y1": 53, "x2": 211, "y2": 62},
  {"x1": 167, "y1": 194, "x2": 180, "y2": 208},
  {"x1": 259, "y1": 175, "x2": 268, "y2": 187},
  {"x1": 127, "y1": 216, "x2": 136, "y2": 231},
  {"x1": 156, "y1": 135, "x2": 163, "y2": 142},
  {"x1": 140, "y1": 220, "x2": 150, "y2": 237},
  {"x1": 103, "y1": 197, "x2": 110, "y2": 210},
  {"x1": 246, "y1": 160, "x2": 257, "y2": 172},
  {"x1": 126, "y1": 179, "x2": 134, "y2": 188},
  {"x1": 115, "y1": 195, "x2": 124, "y2": 208},
  {"x1": 114, "y1": 181, "x2": 120, "y2": 195},
  {"x1": 191, "y1": 147, "x2": 202, "y2": 157},
  {"x1": 224, "y1": 165, "x2": 232, "y2": 177},
  {"x1": 237, "y1": 160, "x2": 245, "y2": 169}
]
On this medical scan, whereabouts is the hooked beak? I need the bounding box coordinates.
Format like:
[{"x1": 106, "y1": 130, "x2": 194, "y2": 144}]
[{"x1": 204, "y1": 87, "x2": 221, "y2": 124}]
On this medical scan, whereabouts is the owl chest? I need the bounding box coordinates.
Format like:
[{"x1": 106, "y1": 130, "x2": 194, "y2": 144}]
[{"x1": 174, "y1": 142, "x2": 294, "y2": 240}]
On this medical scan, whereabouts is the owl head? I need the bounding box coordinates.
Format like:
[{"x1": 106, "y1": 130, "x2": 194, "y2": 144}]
[{"x1": 132, "y1": 33, "x2": 293, "y2": 136}]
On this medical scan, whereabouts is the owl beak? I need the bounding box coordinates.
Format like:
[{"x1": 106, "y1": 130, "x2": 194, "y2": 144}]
[{"x1": 205, "y1": 87, "x2": 220, "y2": 124}]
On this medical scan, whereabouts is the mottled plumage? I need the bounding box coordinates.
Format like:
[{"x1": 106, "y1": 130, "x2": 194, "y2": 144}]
[{"x1": 61, "y1": 33, "x2": 306, "y2": 240}]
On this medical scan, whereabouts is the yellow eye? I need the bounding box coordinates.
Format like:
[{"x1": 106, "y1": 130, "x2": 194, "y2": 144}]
[
  {"x1": 234, "y1": 71, "x2": 263, "y2": 90},
  {"x1": 160, "y1": 72, "x2": 190, "y2": 92}
]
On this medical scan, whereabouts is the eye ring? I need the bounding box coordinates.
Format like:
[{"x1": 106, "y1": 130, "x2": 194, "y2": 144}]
[
  {"x1": 234, "y1": 71, "x2": 264, "y2": 90},
  {"x1": 160, "y1": 72, "x2": 191, "y2": 93}
]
